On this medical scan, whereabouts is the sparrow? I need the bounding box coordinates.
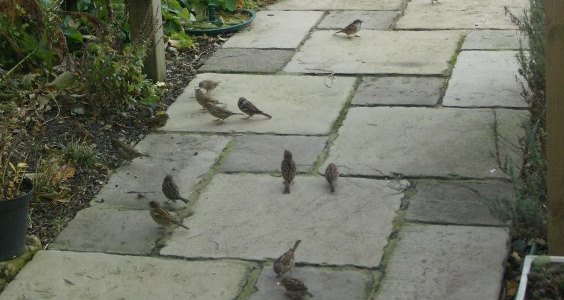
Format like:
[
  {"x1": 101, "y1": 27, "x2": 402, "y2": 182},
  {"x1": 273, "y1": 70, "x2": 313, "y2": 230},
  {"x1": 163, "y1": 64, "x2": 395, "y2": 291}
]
[
  {"x1": 281, "y1": 150, "x2": 296, "y2": 194},
  {"x1": 334, "y1": 19, "x2": 363, "y2": 38},
  {"x1": 277, "y1": 277, "x2": 314, "y2": 299},
  {"x1": 203, "y1": 102, "x2": 243, "y2": 122},
  {"x1": 148, "y1": 201, "x2": 189, "y2": 230},
  {"x1": 274, "y1": 240, "x2": 301, "y2": 277},
  {"x1": 111, "y1": 138, "x2": 150, "y2": 161},
  {"x1": 324, "y1": 163, "x2": 339, "y2": 193},
  {"x1": 147, "y1": 113, "x2": 169, "y2": 129},
  {"x1": 162, "y1": 175, "x2": 189, "y2": 203},
  {"x1": 238, "y1": 97, "x2": 272, "y2": 119},
  {"x1": 195, "y1": 88, "x2": 223, "y2": 110},
  {"x1": 431, "y1": 0, "x2": 440, "y2": 4},
  {"x1": 198, "y1": 80, "x2": 220, "y2": 94}
]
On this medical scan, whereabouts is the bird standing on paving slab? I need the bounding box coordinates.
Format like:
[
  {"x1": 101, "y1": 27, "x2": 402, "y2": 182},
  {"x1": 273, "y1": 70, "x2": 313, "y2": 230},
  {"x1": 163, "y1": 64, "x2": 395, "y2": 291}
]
[
  {"x1": 277, "y1": 277, "x2": 314, "y2": 299},
  {"x1": 274, "y1": 240, "x2": 301, "y2": 277},
  {"x1": 324, "y1": 163, "x2": 339, "y2": 193},
  {"x1": 148, "y1": 201, "x2": 189, "y2": 230},
  {"x1": 198, "y1": 80, "x2": 220, "y2": 94},
  {"x1": 238, "y1": 97, "x2": 272, "y2": 119},
  {"x1": 203, "y1": 102, "x2": 243, "y2": 123},
  {"x1": 111, "y1": 138, "x2": 150, "y2": 161},
  {"x1": 195, "y1": 88, "x2": 224, "y2": 110},
  {"x1": 431, "y1": 0, "x2": 440, "y2": 4},
  {"x1": 334, "y1": 19, "x2": 363, "y2": 38},
  {"x1": 281, "y1": 150, "x2": 296, "y2": 194},
  {"x1": 162, "y1": 175, "x2": 189, "y2": 203}
]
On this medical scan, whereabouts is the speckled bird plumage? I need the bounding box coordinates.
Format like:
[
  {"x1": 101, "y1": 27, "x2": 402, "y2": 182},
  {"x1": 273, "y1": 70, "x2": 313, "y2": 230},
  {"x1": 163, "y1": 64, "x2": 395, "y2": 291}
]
[
  {"x1": 334, "y1": 19, "x2": 363, "y2": 38},
  {"x1": 324, "y1": 163, "x2": 339, "y2": 193},
  {"x1": 278, "y1": 277, "x2": 314, "y2": 299},
  {"x1": 149, "y1": 201, "x2": 189, "y2": 230},
  {"x1": 238, "y1": 97, "x2": 272, "y2": 119},
  {"x1": 111, "y1": 138, "x2": 150, "y2": 161},
  {"x1": 162, "y1": 175, "x2": 189, "y2": 203},
  {"x1": 274, "y1": 240, "x2": 301, "y2": 277},
  {"x1": 281, "y1": 150, "x2": 296, "y2": 194}
]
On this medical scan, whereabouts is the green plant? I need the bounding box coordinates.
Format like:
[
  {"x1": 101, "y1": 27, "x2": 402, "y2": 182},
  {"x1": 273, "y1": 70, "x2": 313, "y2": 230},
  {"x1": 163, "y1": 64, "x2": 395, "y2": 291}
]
[
  {"x1": 0, "y1": 122, "x2": 30, "y2": 200},
  {"x1": 62, "y1": 140, "x2": 99, "y2": 167},
  {"x1": 79, "y1": 40, "x2": 161, "y2": 108}
]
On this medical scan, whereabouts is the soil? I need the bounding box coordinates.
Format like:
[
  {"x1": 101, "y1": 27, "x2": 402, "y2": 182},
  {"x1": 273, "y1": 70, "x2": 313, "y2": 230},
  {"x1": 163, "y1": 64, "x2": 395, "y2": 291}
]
[{"x1": 21, "y1": 34, "x2": 230, "y2": 246}]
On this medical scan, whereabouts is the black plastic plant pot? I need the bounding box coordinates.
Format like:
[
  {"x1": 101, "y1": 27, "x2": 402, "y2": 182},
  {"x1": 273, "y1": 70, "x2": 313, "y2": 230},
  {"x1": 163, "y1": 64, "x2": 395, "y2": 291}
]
[{"x1": 0, "y1": 177, "x2": 33, "y2": 261}]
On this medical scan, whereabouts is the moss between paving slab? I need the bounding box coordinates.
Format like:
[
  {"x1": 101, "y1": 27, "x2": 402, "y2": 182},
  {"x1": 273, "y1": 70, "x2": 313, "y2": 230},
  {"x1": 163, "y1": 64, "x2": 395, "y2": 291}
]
[
  {"x1": 235, "y1": 262, "x2": 264, "y2": 300},
  {"x1": 0, "y1": 236, "x2": 42, "y2": 292},
  {"x1": 439, "y1": 33, "x2": 467, "y2": 105},
  {"x1": 366, "y1": 182, "x2": 414, "y2": 299},
  {"x1": 311, "y1": 77, "x2": 362, "y2": 174}
]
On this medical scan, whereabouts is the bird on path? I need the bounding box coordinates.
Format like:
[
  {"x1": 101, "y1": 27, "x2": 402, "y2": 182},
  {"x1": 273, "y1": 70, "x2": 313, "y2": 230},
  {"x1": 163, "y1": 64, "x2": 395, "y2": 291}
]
[
  {"x1": 334, "y1": 19, "x2": 363, "y2": 38},
  {"x1": 277, "y1": 277, "x2": 314, "y2": 299},
  {"x1": 198, "y1": 80, "x2": 220, "y2": 94},
  {"x1": 281, "y1": 150, "x2": 296, "y2": 194},
  {"x1": 238, "y1": 97, "x2": 272, "y2": 119},
  {"x1": 195, "y1": 88, "x2": 224, "y2": 110},
  {"x1": 148, "y1": 201, "x2": 189, "y2": 230},
  {"x1": 162, "y1": 175, "x2": 189, "y2": 203},
  {"x1": 203, "y1": 102, "x2": 243, "y2": 123},
  {"x1": 147, "y1": 113, "x2": 169, "y2": 129},
  {"x1": 274, "y1": 240, "x2": 301, "y2": 277},
  {"x1": 111, "y1": 138, "x2": 150, "y2": 161},
  {"x1": 324, "y1": 163, "x2": 339, "y2": 193}
]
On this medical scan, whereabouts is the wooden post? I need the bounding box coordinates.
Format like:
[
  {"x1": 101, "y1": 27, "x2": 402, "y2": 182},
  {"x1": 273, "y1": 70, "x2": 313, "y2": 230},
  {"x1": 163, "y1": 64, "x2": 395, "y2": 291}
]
[
  {"x1": 546, "y1": 0, "x2": 564, "y2": 255},
  {"x1": 128, "y1": 0, "x2": 166, "y2": 82}
]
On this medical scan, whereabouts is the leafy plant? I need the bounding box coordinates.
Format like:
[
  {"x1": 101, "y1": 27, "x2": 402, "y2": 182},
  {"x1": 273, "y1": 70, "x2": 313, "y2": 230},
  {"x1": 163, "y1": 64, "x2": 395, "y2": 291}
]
[
  {"x1": 33, "y1": 153, "x2": 75, "y2": 202},
  {"x1": 0, "y1": 123, "x2": 30, "y2": 200}
]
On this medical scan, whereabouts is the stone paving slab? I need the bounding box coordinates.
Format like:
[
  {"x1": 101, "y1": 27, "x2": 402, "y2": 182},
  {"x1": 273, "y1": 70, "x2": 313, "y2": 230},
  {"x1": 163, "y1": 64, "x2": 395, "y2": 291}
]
[
  {"x1": 443, "y1": 51, "x2": 527, "y2": 108},
  {"x1": 222, "y1": 11, "x2": 323, "y2": 49},
  {"x1": 374, "y1": 224, "x2": 509, "y2": 300},
  {"x1": 324, "y1": 107, "x2": 527, "y2": 178},
  {"x1": 221, "y1": 135, "x2": 326, "y2": 173},
  {"x1": 351, "y1": 76, "x2": 444, "y2": 106},
  {"x1": 396, "y1": 0, "x2": 527, "y2": 30},
  {"x1": 406, "y1": 180, "x2": 514, "y2": 226},
  {"x1": 251, "y1": 266, "x2": 373, "y2": 300},
  {"x1": 50, "y1": 207, "x2": 161, "y2": 255},
  {"x1": 318, "y1": 11, "x2": 399, "y2": 30},
  {"x1": 268, "y1": 0, "x2": 402, "y2": 10},
  {"x1": 199, "y1": 48, "x2": 294, "y2": 73},
  {"x1": 163, "y1": 73, "x2": 355, "y2": 135},
  {"x1": 462, "y1": 30, "x2": 529, "y2": 50},
  {"x1": 284, "y1": 30, "x2": 462, "y2": 75},
  {"x1": 92, "y1": 134, "x2": 230, "y2": 209},
  {"x1": 161, "y1": 174, "x2": 404, "y2": 267},
  {"x1": 0, "y1": 251, "x2": 252, "y2": 300}
]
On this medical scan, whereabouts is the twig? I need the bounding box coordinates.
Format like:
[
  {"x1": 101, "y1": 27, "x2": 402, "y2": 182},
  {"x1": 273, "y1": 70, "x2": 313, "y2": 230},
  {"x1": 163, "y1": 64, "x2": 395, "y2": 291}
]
[
  {"x1": 2, "y1": 50, "x2": 35, "y2": 80},
  {"x1": 44, "y1": 93, "x2": 60, "y2": 123}
]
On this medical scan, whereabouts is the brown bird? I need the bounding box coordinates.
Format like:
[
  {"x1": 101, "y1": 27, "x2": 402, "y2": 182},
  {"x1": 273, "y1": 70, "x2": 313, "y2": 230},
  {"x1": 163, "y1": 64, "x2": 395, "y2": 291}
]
[
  {"x1": 237, "y1": 97, "x2": 272, "y2": 119},
  {"x1": 162, "y1": 175, "x2": 189, "y2": 203},
  {"x1": 147, "y1": 113, "x2": 169, "y2": 129},
  {"x1": 431, "y1": 0, "x2": 440, "y2": 4},
  {"x1": 324, "y1": 163, "x2": 339, "y2": 193},
  {"x1": 277, "y1": 277, "x2": 314, "y2": 299},
  {"x1": 195, "y1": 88, "x2": 223, "y2": 110},
  {"x1": 198, "y1": 80, "x2": 220, "y2": 94},
  {"x1": 334, "y1": 19, "x2": 363, "y2": 38},
  {"x1": 274, "y1": 240, "x2": 301, "y2": 277},
  {"x1": 148, "y1": 201, "x2": 189, "y2": 230},
  {"x1": 281, "y1": 150, "x2": 296, "y2": 194},
  {"x1": 203, "y1": 102, "x2": 243, "y2": 122},
  {"x1": 111, "y1": 138, "x2": 150, "y2": 161}
]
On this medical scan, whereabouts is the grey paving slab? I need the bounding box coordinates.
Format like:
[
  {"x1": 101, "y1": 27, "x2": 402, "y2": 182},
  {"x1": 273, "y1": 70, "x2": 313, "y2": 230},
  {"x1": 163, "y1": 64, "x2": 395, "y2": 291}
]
[
  {"x1": 374, "y1": 224, "x2": 509, "y2": 300},
  {"x1": 268, "y1": 0, "x2": 402, "y2": 10},
  {"x1": 443, "y1": 51, "x2": 527, "y2": 107},
  {"x1": 0, "y1": 250, "x2": 251, "y2": 300},
  {"x1": 462, "y1": 30, "x2": 529, "y2": 50},
  {"x1": 324, "y1": 107, "x2": 527, "y2": 178},
  {"x1": 222, "y1": 11, "x2": 323, "y2": 49},
  {"x1": 351, "y1": 76, "x2": 444, "y2": 106},
  {"x1": 163, "y1": 73, "x2": 355, "y2": 135},
  {"x1": 161, "y1": 174, "x2": 404, "y2": 267},
  {"x1": 284, "y1": 30, "x2": 462, "y2": 75},
  {"x1": 396, "y1": 0, "x2": 528, "y2": 30},
  {"x1": 199, "y1": 48, "x2": 294, "y2": 73},
  {"x1": 406, "y1": 180, "x2": 514, "y2": 226},
  {"x1": 50, "y1": 207, "x2": 161, "y2": 255},
  {"x1": 318, "y1": 11, "x2": 399, "y2": 30},
  {"x1": 221, "y1": 135, "x2": 327, "y2": 173},
  {"x1": 92, "y1": 134, "x2": 230, "y2": 209},
  {"x1": 251, "y1": 266, "x2": 372, "y2": 300}
]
